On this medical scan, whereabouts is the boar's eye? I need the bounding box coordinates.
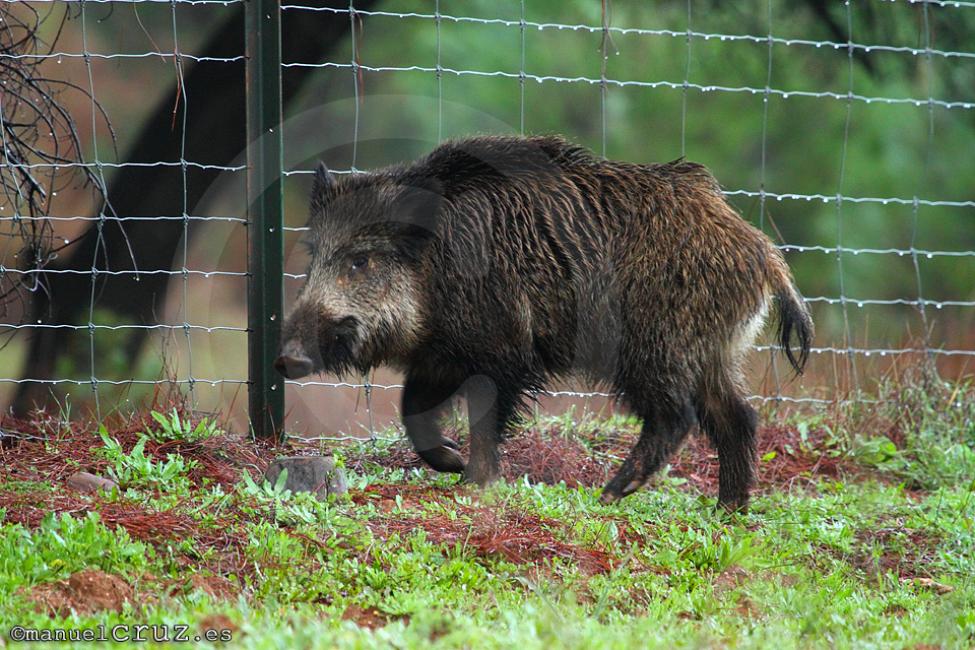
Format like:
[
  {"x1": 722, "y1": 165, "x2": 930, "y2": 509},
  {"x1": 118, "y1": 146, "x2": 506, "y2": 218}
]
[{"x1": 349, "y1": 255, "x2": 369, "y2": 273}]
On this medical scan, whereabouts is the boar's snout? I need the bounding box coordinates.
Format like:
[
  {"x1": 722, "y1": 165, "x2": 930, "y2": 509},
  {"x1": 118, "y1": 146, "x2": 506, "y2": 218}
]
[{"x1": 274, "y1": 340, "x2": 314, "y2": 380}]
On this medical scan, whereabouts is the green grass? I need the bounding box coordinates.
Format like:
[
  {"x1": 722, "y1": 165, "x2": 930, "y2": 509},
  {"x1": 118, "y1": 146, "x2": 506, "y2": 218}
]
[{"x1": 1, "y1": 396, "x2": 974, "y2": 649}]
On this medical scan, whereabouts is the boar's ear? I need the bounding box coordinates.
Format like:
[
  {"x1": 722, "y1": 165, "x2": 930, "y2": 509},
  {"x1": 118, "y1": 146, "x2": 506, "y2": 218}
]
[
  {"x1": 310, "y1": 161, "x2": 336, "y2": 207},
  {"x1": 394, "y1": 177, "x2": 443, "y2": 244}
]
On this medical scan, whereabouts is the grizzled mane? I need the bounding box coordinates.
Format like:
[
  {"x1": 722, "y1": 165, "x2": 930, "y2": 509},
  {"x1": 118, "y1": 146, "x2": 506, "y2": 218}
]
[
  {"x1": 654, "y1": 157, "x2": 725, "y2": 195},
  {"x1": 396, "y1": 135, "x2": 599, "y2": 200},
  {"x1": 319, "y1": 135, "x2": 599, "y2": 211}
]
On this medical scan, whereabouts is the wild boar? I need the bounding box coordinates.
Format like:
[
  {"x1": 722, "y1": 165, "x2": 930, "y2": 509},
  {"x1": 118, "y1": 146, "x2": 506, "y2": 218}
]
[{"x1": 275, "y1": 135, "x2": 812, "y2": 510}]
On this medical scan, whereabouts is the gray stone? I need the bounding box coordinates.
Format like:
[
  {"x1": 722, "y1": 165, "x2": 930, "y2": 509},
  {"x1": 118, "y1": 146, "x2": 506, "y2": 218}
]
[
  {"x1": 264, "y1": 456, "x2": 348, "y2": 499},
  {"x1": 66, "y1": 472, "x2": 118, "y2": 494}
]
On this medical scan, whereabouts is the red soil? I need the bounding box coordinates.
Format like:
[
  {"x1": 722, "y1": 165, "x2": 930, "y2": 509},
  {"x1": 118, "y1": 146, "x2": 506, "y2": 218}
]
[{"x1": 26, "y1": 569, "x2": 133, "y2": 617}]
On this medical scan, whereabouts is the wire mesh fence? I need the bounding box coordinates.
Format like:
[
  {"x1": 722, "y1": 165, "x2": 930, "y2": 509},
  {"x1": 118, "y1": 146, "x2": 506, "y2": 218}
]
[
  {"x1": 1, "y1": 1, "x2": 973, "y2": 442},
  {"x1": 0, "y1": 0, "x2": 250, "y2": 421}
]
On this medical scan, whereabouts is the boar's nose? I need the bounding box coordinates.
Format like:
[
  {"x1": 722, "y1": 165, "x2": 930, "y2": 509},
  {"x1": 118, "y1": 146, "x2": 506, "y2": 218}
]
[{"x1": 274, "y1": 352, "x2": 314, "y2": 379}]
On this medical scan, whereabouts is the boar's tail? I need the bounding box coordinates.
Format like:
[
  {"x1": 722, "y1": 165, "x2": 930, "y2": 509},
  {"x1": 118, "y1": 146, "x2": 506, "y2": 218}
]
[{"x1": 769, "y1": 264, "x2": 814, "y2": 376}]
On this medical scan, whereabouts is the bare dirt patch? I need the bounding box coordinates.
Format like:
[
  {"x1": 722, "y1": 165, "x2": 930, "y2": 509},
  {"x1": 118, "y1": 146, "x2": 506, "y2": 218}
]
[
  {"x1": 341, "y1": 605, "x2": 407, "y2": 630},
  {"x1": 26, "y1": 570, "x2": 133, "y2": 617},
  {"x1": 734, "y1": 595, "x2": 761, "y2": 618},
  {"x1": 849, "y1": 524, "x2": 943, "y2": 580},
  {"x1": 713, "y1": 565, "x2": 751, "y2": 593},
  {"x1": 199, "y1": 614, "x2": 238, "y2": 637}
]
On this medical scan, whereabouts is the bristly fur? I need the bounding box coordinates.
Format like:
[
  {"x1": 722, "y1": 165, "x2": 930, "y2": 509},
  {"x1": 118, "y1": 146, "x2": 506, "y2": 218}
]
[{"x1": 279, "y1": 134, "x2": 813, "y2": 510}]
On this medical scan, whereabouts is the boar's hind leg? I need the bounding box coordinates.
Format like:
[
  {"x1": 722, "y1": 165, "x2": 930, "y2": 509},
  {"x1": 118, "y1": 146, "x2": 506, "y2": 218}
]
[
  {"x1": 695, "y1": 387, "x2": 758, "y2": 512},
  {"x1": 402, "y1": 375, "x2": 465, "y2": 473},
  {"x1": 600, "y1": 399, "x2": 695, "y2": 504}
]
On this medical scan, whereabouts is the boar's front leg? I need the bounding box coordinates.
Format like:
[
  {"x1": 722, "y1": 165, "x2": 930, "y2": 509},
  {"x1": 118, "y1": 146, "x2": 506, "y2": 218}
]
[
  {"x1": 402, "y1": 374, "x2": 465, "y2": 474},
  {"x1": 465, "y1": 375, "x2": 519, "y2": 487}
]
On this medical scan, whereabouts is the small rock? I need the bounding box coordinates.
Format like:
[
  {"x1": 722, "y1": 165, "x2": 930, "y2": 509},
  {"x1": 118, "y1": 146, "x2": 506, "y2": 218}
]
[
  {"x1": 264, "y1": 456, "x2": 348, "y2": 499},
  {"x1": 66, "y1": 472, "x2": 118, "y2": 494}
]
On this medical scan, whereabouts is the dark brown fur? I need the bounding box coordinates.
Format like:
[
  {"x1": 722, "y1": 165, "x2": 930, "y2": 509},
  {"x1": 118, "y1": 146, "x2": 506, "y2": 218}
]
[{"x1": 277, "y1": 135, "x2": 813, "y2": 510}]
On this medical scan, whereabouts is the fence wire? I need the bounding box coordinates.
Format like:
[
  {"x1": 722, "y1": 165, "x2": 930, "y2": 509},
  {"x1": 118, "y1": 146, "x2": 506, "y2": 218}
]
[{"x1": 0, "y1": 1, "x2": 972, "y2": 444}]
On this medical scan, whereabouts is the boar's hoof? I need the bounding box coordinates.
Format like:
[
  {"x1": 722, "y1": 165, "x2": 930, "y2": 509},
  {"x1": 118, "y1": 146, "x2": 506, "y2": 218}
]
[
  {"x1": 418, "y1": 444, "x2": 466, "y2": 474},
  {"x1": 598, "y1": 488, "x2": 622, "y2": 505},
  {"x1": 464, "y1": 460, "x2": 501, "y2": 487},
  {"x1": 599, "y1": 476, "x2": 643, "y2": 504}
]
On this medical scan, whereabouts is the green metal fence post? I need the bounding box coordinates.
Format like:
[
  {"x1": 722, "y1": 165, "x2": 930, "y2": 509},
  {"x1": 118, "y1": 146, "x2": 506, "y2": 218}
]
[{"x1": 245, "y1": 0, "x2": 284, "y2": 439}]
